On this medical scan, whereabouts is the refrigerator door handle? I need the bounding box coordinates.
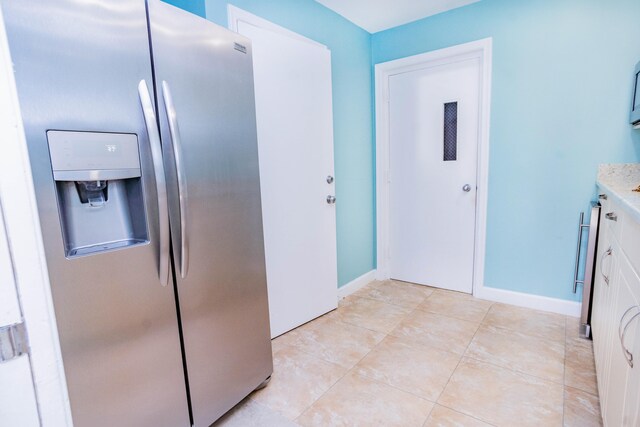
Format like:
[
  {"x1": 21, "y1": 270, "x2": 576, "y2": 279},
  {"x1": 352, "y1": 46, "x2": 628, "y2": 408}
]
[
  {"x1": 138, "y1": 80, "x2": 171, "y2": 286},
  {"x1": 161, "y1": 81, "x2": 189, "y2": 279}
]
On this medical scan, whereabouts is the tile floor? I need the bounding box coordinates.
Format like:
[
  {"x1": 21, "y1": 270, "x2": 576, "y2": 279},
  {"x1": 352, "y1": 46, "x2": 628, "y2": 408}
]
[{"x1": 215, "y1": 280, "x2": 602, "y2": 427}]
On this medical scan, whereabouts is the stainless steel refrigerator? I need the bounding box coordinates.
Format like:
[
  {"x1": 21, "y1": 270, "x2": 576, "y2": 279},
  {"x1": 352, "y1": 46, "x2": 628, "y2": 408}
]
[{"x1": 1, "y1": 0, "x2": 273, "y2": 425}]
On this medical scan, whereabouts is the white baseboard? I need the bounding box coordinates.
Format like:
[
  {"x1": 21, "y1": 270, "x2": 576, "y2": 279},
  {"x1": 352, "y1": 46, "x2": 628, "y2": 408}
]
[
  {"x1": 340, "y1": 270, "x2": 581, "y2": 317},
  {"x1": 475, "y1": 286, "x2": 582, "y2": 317},
  {"x1": 337, "y1": 270, "x2": 377, "y2": 299}
]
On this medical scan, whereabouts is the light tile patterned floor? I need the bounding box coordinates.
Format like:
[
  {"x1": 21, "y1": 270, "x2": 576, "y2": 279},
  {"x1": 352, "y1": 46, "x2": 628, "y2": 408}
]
[{"x1": 215, "y1": 280, "x2": 602, "y2": 427}]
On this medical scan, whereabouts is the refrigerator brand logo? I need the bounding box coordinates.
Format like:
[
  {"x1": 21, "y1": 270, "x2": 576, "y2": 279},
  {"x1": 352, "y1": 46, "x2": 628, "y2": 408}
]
[
  {"x1": 234, "y1": 42, "x2": 247, "y2": 54},
  {"x1": 106, "y1": 144, "x2": 117, "y2": 153}
]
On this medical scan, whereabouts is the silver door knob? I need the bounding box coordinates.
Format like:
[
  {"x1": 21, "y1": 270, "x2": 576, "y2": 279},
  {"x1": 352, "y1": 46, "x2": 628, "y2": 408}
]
[
  {"x1": 462, "y1": 184, "x2": 472, "y2": 192},
  {"x1": 326, "y1": 195, "x2": 336, "y2": 204},
  {"x1": 326, "y1": 175, "x2": 334, "y2": 184}
]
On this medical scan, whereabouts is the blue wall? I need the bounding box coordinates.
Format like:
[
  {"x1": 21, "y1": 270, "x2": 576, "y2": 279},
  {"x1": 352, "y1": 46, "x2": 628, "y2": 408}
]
[
  {"x1": 373, "y1": 0, "x2": 640, "y2": 301},
  {"x1": 163, "y1": 0, "x2": 206, "y2": 17},
  {"x1": 203, "y1": 0, "x2": 375, "y2": 287},
  {"x1": 163, "y1": 0, "x2": 640, "y2": 301}
]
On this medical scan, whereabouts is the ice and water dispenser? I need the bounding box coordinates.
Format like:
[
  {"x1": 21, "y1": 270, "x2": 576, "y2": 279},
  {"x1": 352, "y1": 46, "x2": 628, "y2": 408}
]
[{"x1": 47, "y1": 131, "x2": 149, "y2": 257}]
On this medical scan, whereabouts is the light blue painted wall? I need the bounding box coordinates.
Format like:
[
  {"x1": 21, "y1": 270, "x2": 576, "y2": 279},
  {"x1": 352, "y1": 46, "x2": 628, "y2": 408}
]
[
  {"x1": 201, "y1": 0, "x2": 375, "y2": 287},
  {"x1": 162, "y1": 0, "x2": 206, "y2": 17},
  {"x1": 373, "y1": 0, "x2": 640, "y2": 301},
  {"x1": 163, "y1": 0, "x2": 640, "y2": 301}
]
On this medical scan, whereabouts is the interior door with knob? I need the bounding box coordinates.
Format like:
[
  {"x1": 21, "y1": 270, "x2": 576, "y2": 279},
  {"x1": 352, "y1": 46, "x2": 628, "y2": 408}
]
[
  {"x1": 388, "y1": 58, "x2": 480, "y2": 293},
  {"x1": 235, "y1": 13, "x2": 337, "y2": 337}
]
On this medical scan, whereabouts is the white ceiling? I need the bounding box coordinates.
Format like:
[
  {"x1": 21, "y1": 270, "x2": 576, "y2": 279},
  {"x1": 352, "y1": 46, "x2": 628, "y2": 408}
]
[{"x1": 314, "y1": 0, "x2": 480, "y2": 33}]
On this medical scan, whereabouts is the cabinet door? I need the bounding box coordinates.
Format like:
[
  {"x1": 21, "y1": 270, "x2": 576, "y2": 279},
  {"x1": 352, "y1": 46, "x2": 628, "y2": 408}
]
[
  {"x1": 620, "y1": 254, "x2": 640, "y2": 426},
  {"x1": 592, "y1": 214, "x2": 611, "y2": 361},
  {"x1": 623, "y1": 322, "x2": 640, "y2": 426},
  {"x1": 604, "y1": 253, "x2": 638, "y2": 427},
  {"x1": 592, "y1": 229, "x2": 617, "y2": 412}
]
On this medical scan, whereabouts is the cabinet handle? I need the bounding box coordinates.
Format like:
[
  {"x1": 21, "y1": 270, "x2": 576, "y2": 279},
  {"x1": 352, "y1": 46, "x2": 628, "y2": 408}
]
[
  {"x1": 605, "y1": 212, "x2": 618, "y2": 222},
  {"x1": 619, "y1": 306, "x2": 640, "y2": 368},
  {"x1": 600, "y1": 247, "x2": 613, "y2": 285},
  {"x1": 599, "y1": 194, "x2": 608, "y2": 200}
]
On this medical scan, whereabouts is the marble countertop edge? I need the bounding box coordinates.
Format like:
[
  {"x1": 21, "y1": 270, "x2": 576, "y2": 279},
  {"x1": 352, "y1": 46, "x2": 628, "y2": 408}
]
[{"x1": 597, "y1": 163, "x2": 640, "y2": 224}]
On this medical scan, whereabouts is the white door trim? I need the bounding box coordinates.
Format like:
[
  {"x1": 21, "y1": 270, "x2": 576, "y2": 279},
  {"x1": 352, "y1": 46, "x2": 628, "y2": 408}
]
[{"x1": 375, "y1": 38, "x2": 492, "y2": 298}]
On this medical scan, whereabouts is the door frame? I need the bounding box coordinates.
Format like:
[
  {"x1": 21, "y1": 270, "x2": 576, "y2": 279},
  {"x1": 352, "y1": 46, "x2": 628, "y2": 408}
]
[{"x1": 374, "y1": 38, "x2": 492, "y2": 297}]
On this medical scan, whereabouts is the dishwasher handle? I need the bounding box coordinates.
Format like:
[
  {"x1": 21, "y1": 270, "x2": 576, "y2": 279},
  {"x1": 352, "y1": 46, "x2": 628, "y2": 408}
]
[{"x1": 573, "y1": 211, "x2": 590, "y2": 293}]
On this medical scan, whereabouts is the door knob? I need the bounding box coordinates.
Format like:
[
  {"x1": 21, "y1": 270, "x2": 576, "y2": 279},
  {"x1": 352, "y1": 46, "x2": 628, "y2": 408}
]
[
  {"x1": 462, "y1": 184, "x2": 472, "y2": 192},
  {"x1": 326, "y1": 175, "x2": 334, "y2": 184},
  {"x1": 326, "y1": 195, "x2": 336, "y2": 204}
]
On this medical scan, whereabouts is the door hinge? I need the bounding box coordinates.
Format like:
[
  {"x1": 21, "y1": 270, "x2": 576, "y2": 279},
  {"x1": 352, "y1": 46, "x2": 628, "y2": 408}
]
[{"x1": 0, "y1": 321, "x2": 29, "y2": 363}]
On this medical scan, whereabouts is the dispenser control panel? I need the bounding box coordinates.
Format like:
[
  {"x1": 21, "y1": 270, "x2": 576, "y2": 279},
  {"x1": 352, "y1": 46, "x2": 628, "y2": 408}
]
[{"x1": 47, "y1": 130, "x2": 141, "y2": 181}]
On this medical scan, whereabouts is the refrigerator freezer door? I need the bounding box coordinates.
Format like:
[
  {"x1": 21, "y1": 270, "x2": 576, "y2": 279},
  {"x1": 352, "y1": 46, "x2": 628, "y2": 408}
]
[
  {"x1": 148, "y1": 1, "x2": 273, "y2": 425},
  {"x1": 1, "y1": 1, "x2": 190, "y2": 426}
]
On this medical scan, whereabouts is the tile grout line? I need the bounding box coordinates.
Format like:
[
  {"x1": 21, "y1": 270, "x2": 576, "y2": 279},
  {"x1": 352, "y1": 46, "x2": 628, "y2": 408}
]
[
  {"x1": 563, "y1": 317, "x2": 602, "y2": 398},
  {"x1": 356, "y1": 282, "x2": 505, "y2": 328},
  {"x1": 274, "y1": 283, "x2": 594, "y2": 426},
  {"x1": 430, "y1": 305, "x2": 494, "y2": 424},
  {"x1": 264, "y1": 342, "x2": 347, "y2": 423},
  {"x1": 295, "y1": 289, "x2": 439, "y2": 425},
  {"x1": 292, "y1": 283, "x2": 403, "y2": 423},
  {"x1": 473, "y1": 317, "x2": 566, "y2": 343},
  {"x1": 386, "y1": 320, "x2": 475, "y2": 359},
  {"x1": 436, "y1": 314, "x2": 593, "y2": 426},
  {"x1": 409, "y1": 288, "x2": 592, "y2": 423},
  {"x1": 439, "y1": 306, "x2": 569, "y2": 424},
  {"x1": 464, "y1": 309, "x2": 572, "y2": 389},
  {"x1": 343, "y1": 295, "x2": 443, "y2": 414},
  {"x1": 337, "y1": 316, "x2": 409, "y2": 335},
  {"x1": 433, "y1": 303, "x2": 490, "y2": 403},
  {"x1": 420, "y1": 405, "x2": 436, "y2": 427},
  {"x1": 349, "y1": 292, "x2": 464, "y2": 413},
  {"x1": 458, "y1": 317, "x2": 568, "y2": 387},
  {"x1": 352, "y1": 290, "x2": 436, "y2": 311},
  {"x1": 449, "y1": 307, "x2": 571, "y2": 390},
  {"x1": 428, "y1": 404, "x2": 500, "y2": 427},
  {"x1": 293, "y1": 339, "x2": 396, "y2": 421},
  {"x1": 460, "y1": 354, "x2": 566, "y2": 387},
  {"x1": 267, "y1": 291, "x2": 388, "y2": 424}
]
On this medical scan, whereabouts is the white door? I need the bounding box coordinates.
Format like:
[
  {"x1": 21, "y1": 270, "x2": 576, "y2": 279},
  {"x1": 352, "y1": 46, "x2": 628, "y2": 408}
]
[
  {"x1": 236, "y1": 19, "x2": 337, "y2": 337},
  {"x1": 389, "y1": 58, "x2": 480, "y2": 293}
]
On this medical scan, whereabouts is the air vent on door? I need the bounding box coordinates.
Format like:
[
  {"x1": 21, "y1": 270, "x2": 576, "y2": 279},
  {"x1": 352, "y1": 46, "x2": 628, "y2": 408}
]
[{"x1": 443, "y1": 102, "x2": 458, "y2": 161}]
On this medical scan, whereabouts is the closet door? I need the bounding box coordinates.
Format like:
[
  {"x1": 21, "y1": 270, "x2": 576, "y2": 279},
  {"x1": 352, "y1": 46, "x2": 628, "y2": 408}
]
[{"x1": 234, "y1": 12, "x2": 337, "y2": 337}]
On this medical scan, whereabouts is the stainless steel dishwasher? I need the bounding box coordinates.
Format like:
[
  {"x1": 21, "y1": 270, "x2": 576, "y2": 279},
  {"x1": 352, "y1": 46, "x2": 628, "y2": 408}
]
[{"x1": 573, "y1": 200, "x2": 602, "y2": 338}]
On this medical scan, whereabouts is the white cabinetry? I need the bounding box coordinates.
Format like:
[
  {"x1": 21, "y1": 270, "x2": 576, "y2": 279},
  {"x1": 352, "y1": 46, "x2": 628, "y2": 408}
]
[
  {"x1": 592, "y1": 192, "x2": 640, "y2": 426},
  {"x1": 619, "y1": 255, "x2": 640, "y2": 426}
]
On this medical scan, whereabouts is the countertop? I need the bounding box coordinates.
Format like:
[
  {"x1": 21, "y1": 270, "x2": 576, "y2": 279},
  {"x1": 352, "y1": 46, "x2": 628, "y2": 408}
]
[{"x1": 597, "y1": 163, "x2": 640, "y2": 223}]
